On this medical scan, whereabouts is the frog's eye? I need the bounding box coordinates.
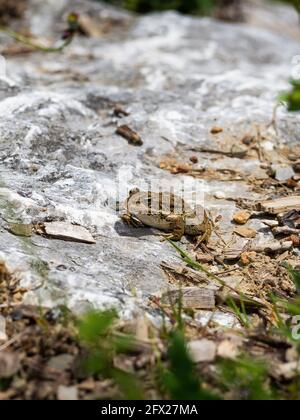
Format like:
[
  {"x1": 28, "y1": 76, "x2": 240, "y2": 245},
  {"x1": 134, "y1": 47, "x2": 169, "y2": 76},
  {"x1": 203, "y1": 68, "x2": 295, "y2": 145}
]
[{"x1": 129, "y1": 188, "x2": 140, "y2": 196}]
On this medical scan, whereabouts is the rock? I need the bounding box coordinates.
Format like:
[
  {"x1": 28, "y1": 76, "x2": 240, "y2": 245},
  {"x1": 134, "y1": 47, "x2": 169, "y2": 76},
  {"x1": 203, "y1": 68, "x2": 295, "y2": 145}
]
[
  {"x1": 234, "y1": 226, "x2": 257, "y2": 238},
  {"x1": 240, "y1": 251, "x2": 256, "y2": 266},
  {"x1": 261, "y1": 219, "x2": 279, "y2": 228},
  {"x1": 251, "y1": 240, "x2": 293, "y2": 253},
  {"x1": 210, "y1": 126, "x2": 223, "y2": 135},
  {"x1": 286, "y1": 347, "x2": 299, "y2": 363},
  {"x1": 189, "y1": 156, "x2": 198, "y2": 164},
  {"x1": 57, "y1": 385, "x2": 78, "y2": 401},
  {"x1": 293, "y1": 160, "x2": 300, "y2": 173},
  {"x1": 161, "y1": 287, "x2": 215, "y2": 309},
  {"x1": 0, "y1": 0, "x2": 299, "y2": 313},
  {"x1": 272, "y1": 164, "x2": 295, "y2": 182},
  {"x1": 0, "y1": 352, "x2": 20, "y2": 378},
  {"x1": 116, "y1": 125, "x2": 143, "y2": 146},
  {"x1": 233, "y1": 211, "x2": 251, "y2": 225},
  {"x1": 0, "y1": 316, "x2": 7, "y2": 342},
  {"x1": 38, "y1": 222, "x2": 96, "y2": 244},
  {"x1": 274, "y1": 361, "x2": 300, "y2": 380},
  {"x1": 47, "y1": 354, "x2": 74, "y2": 371},
  {"x1": 217, "y1": 340, "x2": 239, "y2": 360},
  {"x1": 135, "y1": 316, "x2": 149, "y2": 342},
  {"x1": 78, "y1": 15, "x2": 104, "y2": 38},
  {"x1": 188, "y1": 339, "x2": 217, "y2": 363},
  {"x1": 258, "y1": 196, "x2": 300, "y2": 215},
  {"x1": 196, "y1": 252, "x2": 214, "y2": 264},
  {"x1": 214, "y1": 191, "x2": 226, "y2": 200},
  {"x1": 8, "y1": 223, "x2": 33, "y2": 237}
]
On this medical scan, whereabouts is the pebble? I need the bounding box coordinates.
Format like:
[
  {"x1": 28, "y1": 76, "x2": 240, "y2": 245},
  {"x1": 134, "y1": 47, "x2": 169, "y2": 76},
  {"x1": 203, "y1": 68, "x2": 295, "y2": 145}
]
[
  {"x1": 0, "y1": 316, "x2": 7, "y2": 342},
  {"x1": 190, "y1": 156, "x2": 198, "y2": 164},
  {"x1": 57, "y1": 385, "x2": 78, "y2": 401},
  {"x1": 240, "y1": 251, "x2": 256, "y2": 266},
  {"x1": 272, "y1": 164, "x2": 295, "y2": 182},
  {"x1": 214, "y1": 191, "x2": 226, "y2": 200},
  {"x1": 233, "y1": 211, "x2": 251, "y2": 225},
  {"x1": 188, "y1": 339, "x2": 217, "y2": 363},
  {"x1": 234, "y1": 226, "x2": 257, "y2": 238}
]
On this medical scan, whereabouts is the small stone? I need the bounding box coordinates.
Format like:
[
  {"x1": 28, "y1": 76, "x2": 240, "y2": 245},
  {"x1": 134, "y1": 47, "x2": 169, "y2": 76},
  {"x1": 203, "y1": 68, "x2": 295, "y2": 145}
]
[
  {"x1": 116, "y1": 125, "x2": 143, "y2": 146},
  {"x1": 189, "y1": 156, "x2": 198, "y2": 164},
  {"x1": 210, "y1": 126, "x2": 223, "y2": 134},
  {"x1": 287, "y1": 235, "x2": 300, "y2": 247},
  {"x1": 47, "y1": 354, "x2": 74, "y2": 371},
  {"x1": 240, "y1": 251, "x2": 256, "y2": 266},
  {"x1": 8, "y1": 223, "x2": 33, "y2": 237},
  {"x1": 234, "y1": 226, "x2": 257, "y2": 238},
  {"x1": 161, "y1": 287, "x2": 215, "y2": 309},
  {"x1": 261, "y1": 219, "x2": 279, "y2": 228},
  {"x1": 0, "y1": 353, "x2": 20, "y2": 379},
  {"x1": 188, "y1": 339, "x2": 216, "y2": 363},
  {"x1": 233, "y1": 211, "x2": 251, "y2": 225},
  {"x1": 286, "y1": 347, "x2": 299, "y2": 363},
  {"x1": 170, "y1": 164, "x2": 191, "y2": 174},
  {"x1": 0, "y1": 316, "x2": 7, "y2": 342},
  {"x1": 196, "y1": 253, "x2": 214, "y2": 263},
  {"x1": 214, "y1": 191, "x2": 226, "y2": 200},
  {"x1": 40, "y1": 222, "x2": 96, "y2": 244},
  {"x1": 274, "y1": 362, "x2": 300, "y2": 380},
  {"x1": 293, "y1": 160, "x2": 300, "y2": 173},
  {"x1": 217, "y1": 340, "x2": 238, "y2": 360},
  {"x1": 57, "y1": 385, "x2": 78, "y2": 401},
  {"x1": 241, "y1": 134, "x2": 254, "y2": 145},
  {"x1": 293, "y1": 248, "x2": 300, "y2": 257},
  {"x1": 272, "y1": 164, "x2": 295, "y2": 182}
]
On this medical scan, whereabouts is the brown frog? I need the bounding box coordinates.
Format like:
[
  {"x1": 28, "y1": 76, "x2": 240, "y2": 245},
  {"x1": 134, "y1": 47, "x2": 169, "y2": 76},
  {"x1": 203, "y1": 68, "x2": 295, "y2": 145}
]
[{"x1": 121, "y1": 189, "x2": 212, "y2": 245}]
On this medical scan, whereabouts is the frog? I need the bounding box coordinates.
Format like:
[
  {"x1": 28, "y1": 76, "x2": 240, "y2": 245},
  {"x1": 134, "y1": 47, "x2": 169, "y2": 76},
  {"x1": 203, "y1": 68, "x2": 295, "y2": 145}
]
[{"x1": 121, "y1": 188, "x2": 212, "y2": 246}]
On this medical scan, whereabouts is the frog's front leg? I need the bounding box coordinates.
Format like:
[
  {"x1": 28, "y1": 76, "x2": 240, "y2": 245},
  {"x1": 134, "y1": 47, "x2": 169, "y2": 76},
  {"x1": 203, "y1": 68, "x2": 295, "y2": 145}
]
[
  {"x1": 163, "y1": 214, "x2": 185, "y2": 241},
  {"x1": 194, "y1": 213, "x2": 213, "y2": 249},
  {"x1": 121, "y1": 213, "x2": 144, "y2": 228}
]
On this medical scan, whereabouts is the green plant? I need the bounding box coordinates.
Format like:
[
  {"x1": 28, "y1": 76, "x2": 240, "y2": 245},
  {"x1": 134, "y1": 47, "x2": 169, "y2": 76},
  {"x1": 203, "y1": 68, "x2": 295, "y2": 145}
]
[
  {"x1": 77, "y1": 309, "x2": 144, "y2": 399},
  {"x1": 227, "y1": 296, "x2": 251, "y2": 329},
  {"x1": 159, "y1": 330, "x2": 221, "y2": 400},
  {"x1": 0, "y1": 12, "x2": 79, "y2": 53},
  {"x1": 217, "y1": 356, "x2": 275, "y2": 400},
  {"x1": 272, "y1": 263, "x2": 300, "y2": 353},
  {"x1": 282, "y1": 262, "x2": 300, "y2": 289},
  {"x1": 280, "y1": 80, "x2": 300, "y2": 111}
]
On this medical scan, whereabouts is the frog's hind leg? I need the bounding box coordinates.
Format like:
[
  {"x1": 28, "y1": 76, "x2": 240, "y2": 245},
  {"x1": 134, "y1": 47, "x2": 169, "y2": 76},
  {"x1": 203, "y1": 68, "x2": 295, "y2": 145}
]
[{"x1": 162, "y1": 214, "x2": 185, "y2": 241}]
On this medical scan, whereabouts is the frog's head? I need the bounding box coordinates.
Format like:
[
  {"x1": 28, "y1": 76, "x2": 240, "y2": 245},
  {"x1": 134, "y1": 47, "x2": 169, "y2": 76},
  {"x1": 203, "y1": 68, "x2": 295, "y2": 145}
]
[{"x1": 128, "y1": 187, "x2": 140, "y2": 198}]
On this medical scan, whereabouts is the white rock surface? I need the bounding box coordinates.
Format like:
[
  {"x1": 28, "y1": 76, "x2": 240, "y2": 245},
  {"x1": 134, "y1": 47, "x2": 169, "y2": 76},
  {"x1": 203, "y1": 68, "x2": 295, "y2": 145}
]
[{"x1": 0, "y1": 0, "x2": 299, "y2": 314}]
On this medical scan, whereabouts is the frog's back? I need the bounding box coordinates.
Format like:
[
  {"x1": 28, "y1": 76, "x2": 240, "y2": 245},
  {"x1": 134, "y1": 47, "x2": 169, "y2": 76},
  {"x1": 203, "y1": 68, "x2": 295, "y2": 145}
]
[{"x1": 127, "y1": 191, "x2": 191, "y2": 217}]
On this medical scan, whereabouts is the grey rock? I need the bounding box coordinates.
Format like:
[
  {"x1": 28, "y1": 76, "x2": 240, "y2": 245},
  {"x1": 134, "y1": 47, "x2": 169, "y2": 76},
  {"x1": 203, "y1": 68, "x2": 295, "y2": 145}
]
[
  {"x1": 47, "y1": 354, "x2": 74, "y2": 371},
  {"x1": 273, "y1": 164, "x2": 295, "y2": 182},
  {"x1": 57, "y1": 385, "x2": 79, "y2": 401},
  {"x1": 188, "y1": 339, "x2": 217, "y2": 363},
  {"x1": 0, "y1": 0, "x2": 299, "y2": 315}
]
